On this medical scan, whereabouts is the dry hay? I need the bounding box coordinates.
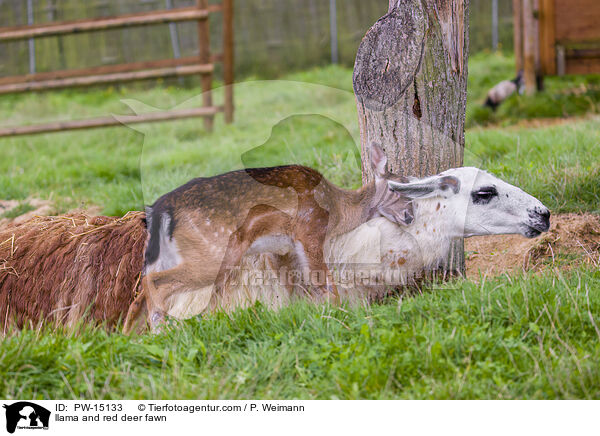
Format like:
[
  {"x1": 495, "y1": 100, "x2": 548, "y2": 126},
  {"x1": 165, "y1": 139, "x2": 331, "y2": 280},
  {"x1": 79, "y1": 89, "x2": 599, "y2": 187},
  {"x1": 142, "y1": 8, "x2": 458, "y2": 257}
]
[
  {"x1": 0, "y1": 212, "x2": 146, "y2": 330},
  {"x1": 465, "y1": 213, "x2": 600, "y2": 279}
]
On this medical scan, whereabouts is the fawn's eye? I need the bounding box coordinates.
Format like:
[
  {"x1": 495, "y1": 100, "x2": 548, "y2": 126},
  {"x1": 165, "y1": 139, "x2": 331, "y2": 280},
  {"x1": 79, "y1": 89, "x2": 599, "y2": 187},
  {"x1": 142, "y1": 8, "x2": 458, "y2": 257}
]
[{"x1": 471, "y1": 186, "x2": 498, "y2": 205}]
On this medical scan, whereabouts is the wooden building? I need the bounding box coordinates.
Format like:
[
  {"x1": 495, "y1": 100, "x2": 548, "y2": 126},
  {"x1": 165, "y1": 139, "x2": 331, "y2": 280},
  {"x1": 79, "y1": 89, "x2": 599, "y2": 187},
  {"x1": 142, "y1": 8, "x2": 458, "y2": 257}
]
[{"x1": 514, "y1": 0, "x2": 600, "y2": 91}]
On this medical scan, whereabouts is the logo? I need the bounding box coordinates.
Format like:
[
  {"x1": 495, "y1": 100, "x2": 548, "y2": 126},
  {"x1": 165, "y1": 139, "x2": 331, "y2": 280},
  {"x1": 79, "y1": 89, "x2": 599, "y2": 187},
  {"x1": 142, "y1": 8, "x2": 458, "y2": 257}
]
[{"x1": 2, "y1": 402, "x2": 50, "y2": 433}]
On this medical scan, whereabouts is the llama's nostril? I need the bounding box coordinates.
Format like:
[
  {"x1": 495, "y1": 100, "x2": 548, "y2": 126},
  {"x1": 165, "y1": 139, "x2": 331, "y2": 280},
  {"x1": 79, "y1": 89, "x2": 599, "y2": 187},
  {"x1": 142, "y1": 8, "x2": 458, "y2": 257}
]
[
  {"x1": 528, "y1": 208, "x2": 551, "y2": 232},
  {"x1": 540, "y1": 209, "x2": 550, "y2": 219},
  {"x1": 538, "y1": 208, "x2": 551, "y2": 230}
]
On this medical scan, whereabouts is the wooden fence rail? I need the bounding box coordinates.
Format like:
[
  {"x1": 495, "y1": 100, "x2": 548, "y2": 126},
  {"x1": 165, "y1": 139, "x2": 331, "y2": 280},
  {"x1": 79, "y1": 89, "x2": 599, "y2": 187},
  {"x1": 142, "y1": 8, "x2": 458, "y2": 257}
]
[
  {"x1": 0, "y1": 6, "x2": 220, "y2": 42},
  {"x1": 0, "y1": 107, "x2": 223, "y2": 138},
  {"x1": 0, "y1": 56, "x2": 221, "y2": 87},
  {"x1": 0, "y1": 0, "x2": 234, "y2": 136},
  {"x1": 0, "y1": 63, "x2": 214, "y2": 94}
]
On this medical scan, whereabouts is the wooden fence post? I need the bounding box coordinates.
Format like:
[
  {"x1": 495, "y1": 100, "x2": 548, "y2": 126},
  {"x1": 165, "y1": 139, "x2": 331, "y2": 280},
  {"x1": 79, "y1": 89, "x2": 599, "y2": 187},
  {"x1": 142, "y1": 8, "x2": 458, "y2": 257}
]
[
  {"x1": 513, "y1": 0, "x2": 523, "y2": 73},
  {"x1": 539, "y1": 0, "x2": 556, "y2": 76},
  {"x1": 196, "y1": 0, "x2": 213, "y2": 131},
  {"x1": 522, "y1": 0, "x2": 537, "y2": 94}
]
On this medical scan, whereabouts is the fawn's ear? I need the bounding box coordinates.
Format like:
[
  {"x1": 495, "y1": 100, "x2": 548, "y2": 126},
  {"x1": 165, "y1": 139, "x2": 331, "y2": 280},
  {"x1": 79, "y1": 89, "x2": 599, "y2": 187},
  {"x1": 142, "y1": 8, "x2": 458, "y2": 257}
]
[
  {"x1": 387, "y1": 175, "x2": 460, "y2": 199},
  {"x1": 370, "y1": 143, "x2": 387, "y2": 179}
]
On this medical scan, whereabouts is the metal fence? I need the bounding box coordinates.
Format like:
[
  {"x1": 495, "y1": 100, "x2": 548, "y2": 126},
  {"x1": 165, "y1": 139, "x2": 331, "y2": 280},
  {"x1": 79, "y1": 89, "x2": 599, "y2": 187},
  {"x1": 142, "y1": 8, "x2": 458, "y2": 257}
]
[
  {"x1": 470, "y1": 0, "x2": 514, "y2": 53},
  {"x1": 0, "y1": 0, "x2": 513, "y2": 80}
]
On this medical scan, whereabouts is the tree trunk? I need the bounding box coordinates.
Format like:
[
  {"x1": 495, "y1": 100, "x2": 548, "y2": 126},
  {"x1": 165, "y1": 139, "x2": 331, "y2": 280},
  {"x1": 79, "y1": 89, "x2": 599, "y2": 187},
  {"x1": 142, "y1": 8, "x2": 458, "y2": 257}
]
[{"x1": 353, "y1": 0, "x2": 469, "y2": 277}]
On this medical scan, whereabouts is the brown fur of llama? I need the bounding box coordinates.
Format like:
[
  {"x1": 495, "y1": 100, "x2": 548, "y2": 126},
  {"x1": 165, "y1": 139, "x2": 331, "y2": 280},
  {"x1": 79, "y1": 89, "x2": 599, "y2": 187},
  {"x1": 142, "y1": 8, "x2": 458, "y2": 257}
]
[{"x1": 0, "y1": 212, "x2": 146, "y2": 330}]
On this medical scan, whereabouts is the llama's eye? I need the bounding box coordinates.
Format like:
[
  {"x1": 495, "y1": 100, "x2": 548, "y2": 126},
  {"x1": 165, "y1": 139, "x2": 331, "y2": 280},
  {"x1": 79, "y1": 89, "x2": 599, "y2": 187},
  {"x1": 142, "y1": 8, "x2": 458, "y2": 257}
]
[{"x1": 471, "y1": 186, "x2": 498, "y2": 205}]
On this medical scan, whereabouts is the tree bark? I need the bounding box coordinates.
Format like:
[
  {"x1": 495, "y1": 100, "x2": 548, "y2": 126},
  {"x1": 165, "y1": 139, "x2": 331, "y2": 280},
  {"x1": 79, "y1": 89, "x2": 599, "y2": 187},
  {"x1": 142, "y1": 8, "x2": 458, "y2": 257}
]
[{"x1": 353, "y1": 0, "x2": 469, "y2": 277}]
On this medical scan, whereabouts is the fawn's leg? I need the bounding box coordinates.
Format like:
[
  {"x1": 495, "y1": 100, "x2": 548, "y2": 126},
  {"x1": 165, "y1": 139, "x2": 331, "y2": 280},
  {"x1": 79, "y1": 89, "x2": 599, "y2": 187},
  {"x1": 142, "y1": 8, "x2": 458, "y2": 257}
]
[
  {"x1": 213, "y1": 204, "x2": 292, "y2": 300},
  {"x1": 123, "y1": 283, "x2": 149, "y2": 334},
  {"x1": 266, "y1": 253, "x2": 297, "y2": 296},
  {"x1": 295, "y1": 233, "x2": 339, "y2": 304},
  {"x1": 294, "y1": 197, "x2": 339, "y2": 303},
  {"x1": 143, "y1": 264, "x2": 217, "y2": 331}
]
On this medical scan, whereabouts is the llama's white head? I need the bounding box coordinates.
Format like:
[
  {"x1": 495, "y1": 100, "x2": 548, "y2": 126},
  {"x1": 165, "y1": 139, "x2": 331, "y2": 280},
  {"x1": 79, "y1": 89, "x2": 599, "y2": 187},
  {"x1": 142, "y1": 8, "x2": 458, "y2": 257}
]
[{"x1": 387, "y1": 167, "x2": 550, "y2": 239}]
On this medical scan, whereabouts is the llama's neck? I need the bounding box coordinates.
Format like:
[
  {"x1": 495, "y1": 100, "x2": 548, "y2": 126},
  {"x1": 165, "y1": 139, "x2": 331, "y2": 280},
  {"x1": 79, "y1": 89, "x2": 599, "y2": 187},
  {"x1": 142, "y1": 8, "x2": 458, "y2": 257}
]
[
  {"x1": 401, "y1": 197, "x2": 459, "y2": 268},
  {"x1": 408, "y1": 196, "x2": 461, "y2": 237},
  {"x1": 325, "y1": 196, "x2": 460, "y2": 273}
]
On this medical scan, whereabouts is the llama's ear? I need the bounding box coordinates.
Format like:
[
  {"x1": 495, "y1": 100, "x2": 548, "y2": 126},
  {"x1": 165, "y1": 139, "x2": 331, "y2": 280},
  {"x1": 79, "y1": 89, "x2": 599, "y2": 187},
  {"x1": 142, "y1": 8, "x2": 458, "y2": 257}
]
[
  {"x1": 378, "y1": 202, "x2": 414, "y2": 226},
  {"x1": 388, "y1": 175, "x2": 460, "y2": 199},
  {"x1": 370, "y1": 143, "x2": 387, "y2": 179}
]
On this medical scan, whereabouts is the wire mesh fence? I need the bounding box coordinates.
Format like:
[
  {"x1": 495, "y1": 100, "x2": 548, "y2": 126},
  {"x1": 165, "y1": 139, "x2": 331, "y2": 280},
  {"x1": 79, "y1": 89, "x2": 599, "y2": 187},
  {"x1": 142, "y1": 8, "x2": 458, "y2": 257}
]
[{"x1": 0, "y1": 0, "x2": 513, "y2": 80}]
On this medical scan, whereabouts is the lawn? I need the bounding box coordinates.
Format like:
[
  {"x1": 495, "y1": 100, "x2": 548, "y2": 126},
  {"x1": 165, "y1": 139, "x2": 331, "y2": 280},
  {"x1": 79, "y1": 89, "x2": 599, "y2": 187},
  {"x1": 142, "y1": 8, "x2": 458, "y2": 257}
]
[
  {"x1": 2, "y1": 268, "x2": 599, "y2": 399},
  {"x1": 0, "y1": 53, "x2": 598, "y2": 215},
  {"x1": 467, "y1": 52, "x2": 600, "y2": 127},
  {"x1": 0, "y1": 53, "x2": 599, "y2": 399}
]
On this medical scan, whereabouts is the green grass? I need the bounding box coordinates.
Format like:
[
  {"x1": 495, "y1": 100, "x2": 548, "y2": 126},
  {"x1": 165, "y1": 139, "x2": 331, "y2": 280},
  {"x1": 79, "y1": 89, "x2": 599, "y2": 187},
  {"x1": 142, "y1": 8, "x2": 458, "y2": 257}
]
[
  {"x1": 0, "y1": 54, "x2": 598, "y2": 214},
  {"x1": 0, "y1": 202, "x2": 35, "y2": 219},
  {"x1": 0, "y1": 67, "x2": 361, "y2": 215},
  {"x1": 467, "y1": 51, "x2": 600, "y2": 127},
  {"x1": 0, "y1": 53, "x2": 599, "y2": 399},
  {"x1": 465, "y1": 118, "x2": 600, "y2": 214},
  {"x1": 2, "y1": 268, "x2": 599, "y2": 399}
]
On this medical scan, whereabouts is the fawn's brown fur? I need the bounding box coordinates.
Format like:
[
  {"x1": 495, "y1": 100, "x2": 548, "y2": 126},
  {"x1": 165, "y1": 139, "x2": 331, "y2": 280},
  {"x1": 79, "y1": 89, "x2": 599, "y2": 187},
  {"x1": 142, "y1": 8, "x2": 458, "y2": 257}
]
[{"x1": 124, "y1": 145, "x2": 418, "y2": 332}]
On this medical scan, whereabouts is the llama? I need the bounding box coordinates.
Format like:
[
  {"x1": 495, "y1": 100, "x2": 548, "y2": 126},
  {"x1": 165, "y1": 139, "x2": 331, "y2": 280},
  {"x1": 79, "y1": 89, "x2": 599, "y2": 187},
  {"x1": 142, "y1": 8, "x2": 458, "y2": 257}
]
[
  {"x1": 0, "y1": 213, "x2": 145, "y2": 330},
  {"x1": 324, "y1": 166, "x2": 550, "y2": 299},
  {"x1": 124, "y1": 144, "x2": 550, "y2": 332},
  {"x1": 484, "y1": 71, "x2": 524, "y2": 111}
]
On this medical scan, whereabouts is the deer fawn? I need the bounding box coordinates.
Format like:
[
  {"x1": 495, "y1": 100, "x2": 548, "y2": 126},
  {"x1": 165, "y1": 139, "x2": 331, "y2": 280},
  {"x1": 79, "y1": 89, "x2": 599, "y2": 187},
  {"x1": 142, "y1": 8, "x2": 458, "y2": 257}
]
[{"x1": 123, "y1": 144, "x2": 461, "y2": 332}]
